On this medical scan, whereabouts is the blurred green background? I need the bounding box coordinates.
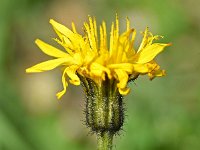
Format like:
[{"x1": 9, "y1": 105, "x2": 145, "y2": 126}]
[{"x1": 0, "y1": 0, "x2": 200, "y2": 150}]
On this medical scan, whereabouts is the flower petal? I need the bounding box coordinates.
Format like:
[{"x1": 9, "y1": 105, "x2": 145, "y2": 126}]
[
  {"x1": 108, "y1": 63, "x2": 133, "y2": 74},
  {"x1": 90, "y1": 63, "x2": 111, "y2": 79},
  {"x1": 132, "y1": 64, "x2": 149, "y2": 73},
  {"x1": 138, "y1": 28, "x2": 164, "y2": 52},
  {"x1": 56, "y1": 65, "x2": 81, "y2": 99},
  {"x1": 99, "y1": 21, "x2": 107, "y2": 52},
  {"x1": 148, "y1": 69, "x2": 166, "y2": 80},
  {"x1": 115, "y1": 69, "x2": 130, "y2": 95},
  {"x1": 119, "y1": 87, "x2": 130, "y2": 95},
  {"x1": 35, "y1": 39, "x2": 70, "y2": 58},
  {"x1": 56, "y1": 68, "x2": 68, "y2": 99},
  {"x1": 50, "y1": 19, "x2": 83, "y2": 51},
  {"x1": 26, "y1": 58, "x2": 74, "y2": 73},
  {"x1": 138, "y1": 27, "x2": 149, "y2": 52},
  {"x1": 50, "y1": 19, "x2": 75, "y2": 39},
  {"x1": 109, "y1": 22, "x2": 114, "y2": 53},
  {"x1": 135, "y1": 43, "x2": 171, "y2": 64},
  {"x1": 66, "y1": 66, "x2": 80, "y2": 85},
  {"x1": 115, "y1": 69, "x2": 128, "y2": 89},
  {"x1": 84, "y1": 17, "x2": 98, "y2": 52}
]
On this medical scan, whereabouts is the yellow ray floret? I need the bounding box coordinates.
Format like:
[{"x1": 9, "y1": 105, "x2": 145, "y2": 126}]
[{"x1": 26, "y1": 15, "x2": 171, "y2": 99}]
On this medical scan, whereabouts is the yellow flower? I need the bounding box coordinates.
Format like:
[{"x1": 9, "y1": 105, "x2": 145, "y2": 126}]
[{"x1": 26, "y1": 15, "x2": 171, "y2": 99}]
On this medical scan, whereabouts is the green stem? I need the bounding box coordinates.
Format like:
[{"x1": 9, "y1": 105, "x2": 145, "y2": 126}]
[{"x1": 97, "y1": 131, "x2": 114, "y2": 150}]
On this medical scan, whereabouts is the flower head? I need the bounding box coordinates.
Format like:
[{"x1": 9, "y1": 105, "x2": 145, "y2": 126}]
[{"x1": 26, "y1": 15, "x2": 171, "y2": 99}]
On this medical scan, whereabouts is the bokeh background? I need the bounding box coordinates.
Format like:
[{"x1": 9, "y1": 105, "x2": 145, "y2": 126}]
[{"x1": 0, "y1": 0, "x2": 200, "y2": 150}]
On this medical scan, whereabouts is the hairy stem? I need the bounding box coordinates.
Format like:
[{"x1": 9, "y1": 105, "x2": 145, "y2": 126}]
[{"x1": 97, "y1": 131, "x2": 114, "y2": 150}]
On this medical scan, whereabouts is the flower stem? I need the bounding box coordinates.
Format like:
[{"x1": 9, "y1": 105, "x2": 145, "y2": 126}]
[{"x1": 97, "y1": 131, "x2": 114, "y2": 150}]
